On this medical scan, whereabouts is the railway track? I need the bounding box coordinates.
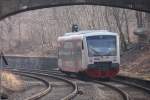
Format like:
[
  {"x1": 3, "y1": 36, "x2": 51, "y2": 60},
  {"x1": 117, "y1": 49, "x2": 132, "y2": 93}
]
[
  {"x1": 11, "y1": 71, "x2": 51, "y2": 100},
  {"x1": 4, "y1": 68, "x2": 150, "y2": 100},
  {"x1": 5, "y1": 68, "x2": 129, "y2": 100},
  {"x1": 19, "y1": 69, "x2": 129, "y2": 100},
  {"x1": 32, "y1": 70, "x2": 130, "y2": 100},
  {"x1": 4, "y1": 69, "x2": 78, "y2": 100},
  {"x1": 92, "y1": 80, "x2": 129, "y2": 100},
  {"x1": 33, "y1": 69, "x2": 150, "y2": 100},
  {"x1": 108, "y1": 79, "x2": 150, "y2": 100}
]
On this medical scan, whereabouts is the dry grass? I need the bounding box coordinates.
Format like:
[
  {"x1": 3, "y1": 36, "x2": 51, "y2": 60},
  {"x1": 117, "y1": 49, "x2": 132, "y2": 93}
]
[{"x1": 1, "y1": 70, "x2": 25, "y2": 92}]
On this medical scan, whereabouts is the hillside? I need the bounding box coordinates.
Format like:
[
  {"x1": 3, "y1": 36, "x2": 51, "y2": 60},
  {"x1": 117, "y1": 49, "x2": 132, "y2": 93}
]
[{"x1": 120, "y1": 47, "x2": 150, "y2": 80}]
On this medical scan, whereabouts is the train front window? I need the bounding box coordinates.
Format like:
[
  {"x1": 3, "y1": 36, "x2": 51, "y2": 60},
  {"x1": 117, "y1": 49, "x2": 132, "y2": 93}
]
[{"x1": 86, "y1": 35, "x2": 117, "y2": 56}]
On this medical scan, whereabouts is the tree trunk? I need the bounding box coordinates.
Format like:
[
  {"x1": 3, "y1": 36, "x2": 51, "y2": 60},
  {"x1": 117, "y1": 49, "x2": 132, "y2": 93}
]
[
  {"x1": 135, "y1": 11, "x2": 144, "y2": 27},
  {"x1": 112, "y1": 8, "x2": 127, "y2": 51},
  {"x1": 105, "y1": 7, "x2": 112, "y2": 31},
  {"x1": 123, "y1": 10, "x2": 130, "y2": 43}
]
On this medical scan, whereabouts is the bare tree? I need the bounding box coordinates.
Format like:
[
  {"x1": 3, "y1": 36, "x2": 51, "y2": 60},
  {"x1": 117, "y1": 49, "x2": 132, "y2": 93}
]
[
  {"x1": 135, "y1": 11, "x2": 144, "y2": 27},
  {"x1": 123, "y1": 10, "x2": 130, "y2": 43},
  {"x1": 145, "y1": 13, "x2": 150, "y2": 29},
  {"x1": 105, "y1": 7, "x2": 112, "y2": 31},
  {"x1": 112, "y1": 8, "x2": 127, "y2": 50}
]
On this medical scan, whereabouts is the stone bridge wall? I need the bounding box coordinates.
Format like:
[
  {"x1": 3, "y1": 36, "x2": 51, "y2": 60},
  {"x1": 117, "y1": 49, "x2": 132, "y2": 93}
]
[
  {"x1": 1, "y1": 56, "x2": 57, "y2": 70},
  {"x1": 0, "y1": 0, "x2": 150, "y2": 20}
]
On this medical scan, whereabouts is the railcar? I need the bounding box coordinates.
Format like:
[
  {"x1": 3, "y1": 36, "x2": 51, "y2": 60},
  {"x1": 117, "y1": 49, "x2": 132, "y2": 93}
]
[{"x1": 57, "y1": 30, "x2": 120, "y2": 78}]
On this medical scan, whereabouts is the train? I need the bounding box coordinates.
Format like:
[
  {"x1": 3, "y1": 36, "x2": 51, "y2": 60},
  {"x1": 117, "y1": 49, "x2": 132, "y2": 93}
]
[{"x1": 57, "y1": 30, "x2": 120, "y2": 78}]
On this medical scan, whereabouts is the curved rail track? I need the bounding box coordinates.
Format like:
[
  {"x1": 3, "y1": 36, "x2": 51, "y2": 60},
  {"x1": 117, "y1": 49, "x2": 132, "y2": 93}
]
[
  {"x1": 5, "y1": 69, "x2": 78, "y2": 100},
  {"x1": 92, "y1": 80, "x2": 129, "y2": 100},
  {"x1": 27, "y1": 69, "x2": 130, "y2": 100},
  {"x1": 5, "y1": 68, "x2": 129, "y2": 100},
  {"x1": 15, "y1": 69, "x2": 129, "y2": 100},
  {"x1": 109, "y1": 79, "x2": 150, "y2": 100},
  {"x1": 28, "y1": 69, "x2": 150, "y2": 100},
  {"x1": 8, "y1": 70, "x2": 51, "y2": 100},
  {"x1": 4, "y1": 68, "x2": 150, "y2": 100}
]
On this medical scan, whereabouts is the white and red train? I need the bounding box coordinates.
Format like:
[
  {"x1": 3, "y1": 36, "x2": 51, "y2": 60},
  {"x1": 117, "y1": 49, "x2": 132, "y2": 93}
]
[{"x1": 57, "y1": 30, "x2": 120, "y2": 78}]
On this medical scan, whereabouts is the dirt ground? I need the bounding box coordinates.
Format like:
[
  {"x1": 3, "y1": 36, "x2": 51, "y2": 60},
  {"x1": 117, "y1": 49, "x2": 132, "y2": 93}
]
[{"x1": 120, "y1": 47, "x2": 150, "y2": 80}]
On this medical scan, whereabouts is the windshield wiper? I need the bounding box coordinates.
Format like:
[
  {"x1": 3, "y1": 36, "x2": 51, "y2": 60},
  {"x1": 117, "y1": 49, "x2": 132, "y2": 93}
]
[{"x1": 89, "y1": 47, "x2": 101, "y2": 56}]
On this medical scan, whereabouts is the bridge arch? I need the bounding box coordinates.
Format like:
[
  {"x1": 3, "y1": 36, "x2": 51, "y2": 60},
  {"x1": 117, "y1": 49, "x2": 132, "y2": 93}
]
[{"x1": 0, "y1": 0, "x2": 150, "y2": 20}]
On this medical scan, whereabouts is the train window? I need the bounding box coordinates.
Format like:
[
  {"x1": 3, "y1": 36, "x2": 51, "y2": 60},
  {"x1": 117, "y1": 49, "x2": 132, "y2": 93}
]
[{"x1": 86, "y1": 35, "x2": 117, "y2": 56}]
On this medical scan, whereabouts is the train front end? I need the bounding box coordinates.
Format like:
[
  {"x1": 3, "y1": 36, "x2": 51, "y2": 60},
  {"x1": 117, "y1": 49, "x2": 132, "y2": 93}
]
[{"x1": 85, "y1": 33, "x2": 120, "y2": 78}]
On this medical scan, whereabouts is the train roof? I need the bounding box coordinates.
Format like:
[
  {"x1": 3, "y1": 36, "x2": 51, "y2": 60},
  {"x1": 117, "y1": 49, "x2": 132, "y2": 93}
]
[
  {"x1": 58, "y1": 30, "x2": 118, "y2": 41},
  {"x1": 64, "y1": 30, "x2": 118, "y2": 36}
]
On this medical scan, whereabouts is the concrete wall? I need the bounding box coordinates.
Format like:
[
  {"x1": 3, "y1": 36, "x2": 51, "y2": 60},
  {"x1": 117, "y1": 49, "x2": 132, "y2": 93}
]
[{"x1": 1, "y1": 56, "x2": 57, "y2": 70}]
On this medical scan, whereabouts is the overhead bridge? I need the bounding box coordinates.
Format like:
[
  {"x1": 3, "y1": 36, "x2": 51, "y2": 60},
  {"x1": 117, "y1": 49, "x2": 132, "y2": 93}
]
[{"x1": 0, "y1": 0, "x2": 150, "y2": 20}]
